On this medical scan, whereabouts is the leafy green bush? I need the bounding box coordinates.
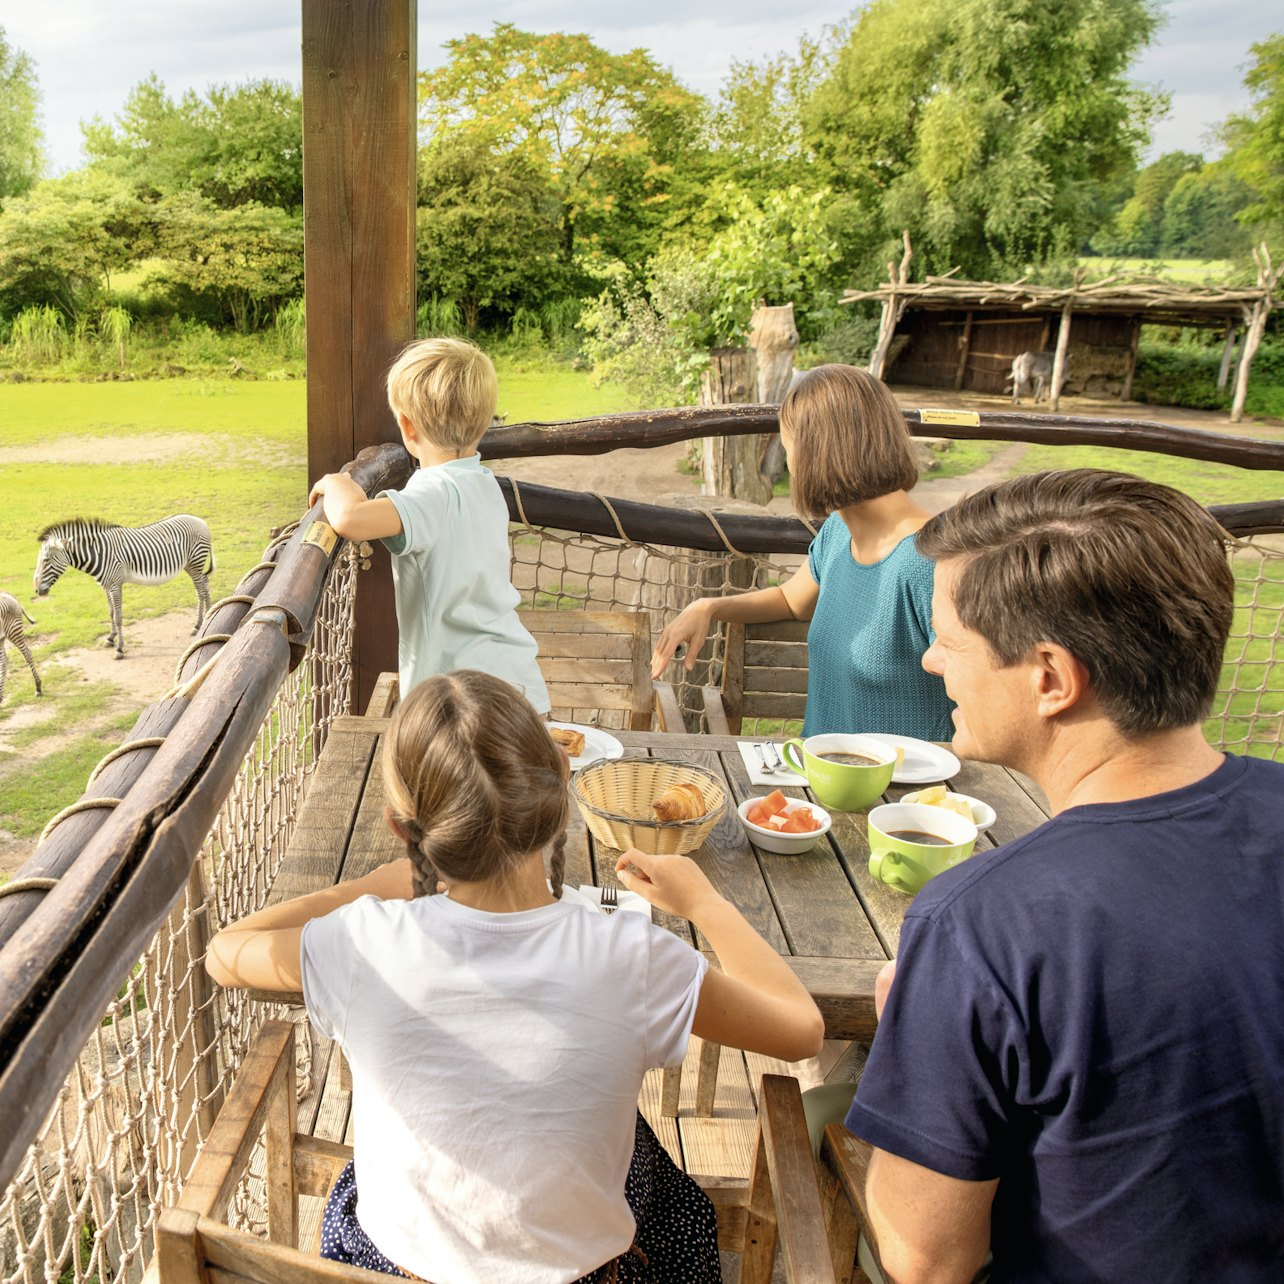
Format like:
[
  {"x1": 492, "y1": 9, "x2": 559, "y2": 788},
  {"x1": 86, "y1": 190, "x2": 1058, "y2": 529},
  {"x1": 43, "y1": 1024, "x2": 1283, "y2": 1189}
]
[{"x1": 1133, "y1": 334, "x2": 1284, "y2": 418}]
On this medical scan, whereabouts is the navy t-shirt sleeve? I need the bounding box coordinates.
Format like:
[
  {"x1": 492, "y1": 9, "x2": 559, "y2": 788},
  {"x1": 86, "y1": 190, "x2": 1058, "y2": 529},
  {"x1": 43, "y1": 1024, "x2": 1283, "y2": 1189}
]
[{"x1": 845, "y1": 912, "x2": 1021, "y2": 1181}]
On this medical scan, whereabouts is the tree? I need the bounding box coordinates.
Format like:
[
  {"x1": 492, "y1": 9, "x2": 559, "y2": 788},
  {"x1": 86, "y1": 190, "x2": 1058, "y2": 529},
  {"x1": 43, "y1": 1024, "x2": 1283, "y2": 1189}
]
[
  {"x1": 419, "y1": 24, "x2": 706, "y2": 265},
  {"x1": 84, "y1": 75, "x2": 303, "y2": 210},
  {"x1": 709, "y1": 34, "x2": 837, "y2": 188},
  {"x1": 1111, "y1": 151, "x2": 1203, "y2": 255},
  {"x1": 416, "y1": 134, "x2": 566, "y2": 330},
  {"x1": 0, "y1": 171, "x2": 150, "y2": 318},
  {"x1": 0, "y1": 26, "x2": 42, "y2": 199},
  {"x1": 1219, "y1": 33, "x2": 1284, "y2": 239},
  {"x1": 1160, "y1": 163, "x2": 1253, "y2": 259},
  {"x1": 150, "y1": 195, "x2": 303, "y2": 331},
  {"x1": 804, "y1": 0, "x2": 1165, "y2": 278}
]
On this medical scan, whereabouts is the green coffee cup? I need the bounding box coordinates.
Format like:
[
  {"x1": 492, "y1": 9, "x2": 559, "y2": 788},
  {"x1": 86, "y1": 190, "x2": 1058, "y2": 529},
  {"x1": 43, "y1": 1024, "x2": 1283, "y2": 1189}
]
[
  {"x1": 780, "y1": 734, "x2": 897, "y2": 812},
  {"x1": 867, "y1": 803, "x2": 978, "y2": 895}
]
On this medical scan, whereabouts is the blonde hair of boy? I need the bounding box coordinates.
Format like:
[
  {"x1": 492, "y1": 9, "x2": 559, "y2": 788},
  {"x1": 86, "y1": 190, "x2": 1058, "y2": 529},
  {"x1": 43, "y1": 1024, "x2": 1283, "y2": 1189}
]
[{"x1": 386, "y1": 337, "x2": 499, "y2": 451}]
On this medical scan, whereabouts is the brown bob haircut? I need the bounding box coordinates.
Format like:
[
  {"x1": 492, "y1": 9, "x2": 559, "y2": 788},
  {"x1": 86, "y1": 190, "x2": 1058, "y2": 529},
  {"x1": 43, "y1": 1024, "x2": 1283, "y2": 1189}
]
[
  {"x1": 916, "y1": 469, "x2": 1234, "y2": 737},
  {"x1": 779, "y1": 364, "x2": 919, "y2": 518}
]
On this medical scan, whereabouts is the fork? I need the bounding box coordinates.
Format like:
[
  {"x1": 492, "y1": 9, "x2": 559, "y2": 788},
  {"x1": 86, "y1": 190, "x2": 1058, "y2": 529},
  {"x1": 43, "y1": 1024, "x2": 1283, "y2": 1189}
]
[
  {"x1": 754, "y1": 743, "x2": 778, "y2": 775},
  {"x1": 600, "y1": 885, "x2": 619, "y2": 915}
]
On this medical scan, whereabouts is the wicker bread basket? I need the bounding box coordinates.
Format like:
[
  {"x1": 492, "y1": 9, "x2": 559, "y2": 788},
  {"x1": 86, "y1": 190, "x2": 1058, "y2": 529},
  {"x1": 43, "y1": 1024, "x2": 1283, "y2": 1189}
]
[{"x1": 571, "y1": 757, "x2": 726, "y2": 856}]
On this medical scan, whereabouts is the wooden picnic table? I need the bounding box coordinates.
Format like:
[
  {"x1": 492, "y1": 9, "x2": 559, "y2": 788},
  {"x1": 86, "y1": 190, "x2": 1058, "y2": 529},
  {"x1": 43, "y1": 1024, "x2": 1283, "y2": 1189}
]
[{"x1": 254, "y1": 715, "x2": 1053, "y2": 1049}]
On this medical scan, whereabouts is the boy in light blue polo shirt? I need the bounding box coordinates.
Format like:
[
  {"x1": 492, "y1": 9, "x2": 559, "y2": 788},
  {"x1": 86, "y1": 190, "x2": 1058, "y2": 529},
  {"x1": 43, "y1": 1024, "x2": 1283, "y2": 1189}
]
[{"x1": 308, "y1": 338, "x2": 549, "y2": 713}]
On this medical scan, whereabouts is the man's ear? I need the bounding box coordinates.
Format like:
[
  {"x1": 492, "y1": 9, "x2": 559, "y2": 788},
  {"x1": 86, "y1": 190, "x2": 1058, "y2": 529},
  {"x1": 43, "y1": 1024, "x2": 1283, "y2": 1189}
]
[{"x1": 1031, "y1": 642, "x2": 1090, "y2": 719}]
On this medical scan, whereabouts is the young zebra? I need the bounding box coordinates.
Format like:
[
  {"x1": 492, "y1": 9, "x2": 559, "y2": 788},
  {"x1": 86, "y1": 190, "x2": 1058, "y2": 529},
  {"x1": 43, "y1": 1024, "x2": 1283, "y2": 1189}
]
[
  {"x1": 34, "y1": 515, "x2": 215, "y2": 656},
  {"x1": 0, "y1": 592, "x2": 41, "y2": 704}
]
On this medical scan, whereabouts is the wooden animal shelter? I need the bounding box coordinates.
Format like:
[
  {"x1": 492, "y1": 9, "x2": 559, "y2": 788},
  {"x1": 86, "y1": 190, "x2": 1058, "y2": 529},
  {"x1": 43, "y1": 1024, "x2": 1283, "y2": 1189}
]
[{"x1": 843, "y1": 261, "x2": 1280, "y2": 421}]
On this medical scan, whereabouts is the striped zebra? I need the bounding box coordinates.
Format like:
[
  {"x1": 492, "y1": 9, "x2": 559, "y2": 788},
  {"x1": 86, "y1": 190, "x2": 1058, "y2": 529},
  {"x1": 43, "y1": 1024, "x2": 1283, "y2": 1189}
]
[
  {"x1": 0, "y1": 592, "x2": 41, "y2": 704},
  {"x1": 34, "y1": 515, "x2": 215, "y2": 656}
]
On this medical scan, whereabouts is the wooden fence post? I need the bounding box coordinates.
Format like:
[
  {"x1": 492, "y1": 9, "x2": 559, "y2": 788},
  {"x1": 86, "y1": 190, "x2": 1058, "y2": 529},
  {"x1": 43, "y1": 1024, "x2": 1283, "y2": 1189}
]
[
  {"x1": 1216, "y1": 319, "x2": 1238, "y2": 392},
  {"x1": 868, "y1": 231, "x2": 913, "y2": 380},
  {"x1": 749, "y1": 302, "x2": 799, "y2": 486}
]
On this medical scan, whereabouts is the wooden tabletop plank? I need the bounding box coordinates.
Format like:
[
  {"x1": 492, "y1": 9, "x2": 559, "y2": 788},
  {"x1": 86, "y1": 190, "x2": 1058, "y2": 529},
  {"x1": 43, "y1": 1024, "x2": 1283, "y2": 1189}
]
[
  {"x1": 266, "y1": 723, "x2": 379, "y2": 907},
  {"x1": 630, "y1": 739, "x2": 790, "y2": 952},
  {"x1": 339, "y1": 729, "x2": 404, "y2": 883},
  {"x1": 716, "y1": 748, "x2": 888, "y2": 961}
]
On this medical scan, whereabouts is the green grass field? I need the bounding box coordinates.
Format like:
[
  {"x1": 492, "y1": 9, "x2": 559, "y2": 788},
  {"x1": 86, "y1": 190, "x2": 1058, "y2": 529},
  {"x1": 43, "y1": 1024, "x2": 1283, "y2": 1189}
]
[
  {"x1": 1078, "y1": 256, "x2": 1244, "y2": 284},
  {"x1": 0, "y1": 361, "x2": 641, "y2": 847}
]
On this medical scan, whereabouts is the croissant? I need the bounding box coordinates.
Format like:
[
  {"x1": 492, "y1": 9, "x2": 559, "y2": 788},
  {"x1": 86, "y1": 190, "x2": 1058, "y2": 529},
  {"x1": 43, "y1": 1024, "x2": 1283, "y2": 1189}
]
[{"x1": 652, "y1": 782, "x2": 707, "y2": 822}]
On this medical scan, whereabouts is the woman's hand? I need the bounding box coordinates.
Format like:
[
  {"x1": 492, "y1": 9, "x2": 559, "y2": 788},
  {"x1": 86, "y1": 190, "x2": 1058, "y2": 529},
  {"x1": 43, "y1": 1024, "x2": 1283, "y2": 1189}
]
[
  {"x1": 616, "y1": 849, "x2": 721, "y2": 922},
  {"x1": 651, "y1": 600, "x2": 715, "y2": 679}
]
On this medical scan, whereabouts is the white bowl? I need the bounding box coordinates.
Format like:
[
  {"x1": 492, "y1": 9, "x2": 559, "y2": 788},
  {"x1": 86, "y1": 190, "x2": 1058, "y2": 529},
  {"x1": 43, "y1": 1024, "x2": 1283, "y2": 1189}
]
[
  {"x1": 736, "y1": 796, "x2": 833, "y2": 855},
  {"x1": 901, "y1": 789, "x2": 997, "y2": 830}
]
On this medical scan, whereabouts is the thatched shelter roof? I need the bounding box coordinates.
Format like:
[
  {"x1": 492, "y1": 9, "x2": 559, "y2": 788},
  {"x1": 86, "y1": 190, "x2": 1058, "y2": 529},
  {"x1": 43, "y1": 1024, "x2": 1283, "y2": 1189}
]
[{"x1": 842, "y1": 272, "x2": 1270, "y2": 329}]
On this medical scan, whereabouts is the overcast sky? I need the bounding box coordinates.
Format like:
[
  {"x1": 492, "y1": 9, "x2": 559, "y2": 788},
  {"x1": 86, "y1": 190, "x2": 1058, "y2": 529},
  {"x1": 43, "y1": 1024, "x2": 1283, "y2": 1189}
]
[{"x1": 6, "y1": 1, "x2": 1280, "y2": 177}]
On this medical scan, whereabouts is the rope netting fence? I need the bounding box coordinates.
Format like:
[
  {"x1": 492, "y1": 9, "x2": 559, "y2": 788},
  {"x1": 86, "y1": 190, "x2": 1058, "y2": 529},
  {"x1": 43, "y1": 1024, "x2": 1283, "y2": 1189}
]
[
  {"x1": 0, "y1": 543, "x2": 358, "y2": 1284},
  {"x1": 0, "y1": 411, "x2": 1280, "y2": 1284}
]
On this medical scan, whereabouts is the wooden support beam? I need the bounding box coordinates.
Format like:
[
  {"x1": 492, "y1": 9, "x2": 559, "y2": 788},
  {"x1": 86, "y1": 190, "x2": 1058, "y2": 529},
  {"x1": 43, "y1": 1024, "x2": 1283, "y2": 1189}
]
[
  {"x1": 1048, "y1": 275, "x2": 1080, "y2": 412},
  {"x1": 1120, "y1": 317, "x2": 1141, "y2": 401},
  {"x1": 1216, "y1": 319, "x2": 1238, "y2": 392},
  {"x1": 1231, "y1": 245, "x2": 1281, "y2": 424},
  {"x1": 953, "y1": 311, "x2": 974, "y2": 390},
  {"x1": 302, "y1": 0, "x2": 417, "y2": 710}
]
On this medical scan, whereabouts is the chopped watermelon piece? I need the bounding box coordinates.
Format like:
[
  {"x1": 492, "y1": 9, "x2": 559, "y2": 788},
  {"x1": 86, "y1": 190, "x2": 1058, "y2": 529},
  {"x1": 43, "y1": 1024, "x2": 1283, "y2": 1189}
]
[
  {"x1": 761, "y1": 789, "x2": 788, "y2": 814},
  {"x1": 746, "y1": 802, "x2": 771, "y2": 827},
  {"x1": 781, "y1": 815, "x2": 813, "y2": 833}
]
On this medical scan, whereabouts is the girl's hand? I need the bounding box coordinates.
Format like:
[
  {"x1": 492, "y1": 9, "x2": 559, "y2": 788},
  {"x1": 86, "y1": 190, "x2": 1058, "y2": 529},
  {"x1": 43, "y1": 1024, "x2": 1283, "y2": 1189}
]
[
  {"x1": 616, "y1": 849, "x2": 721, "y2": 922},
  {"x1": 651, "y1": 600, "x2": 714, "y2": 679}
]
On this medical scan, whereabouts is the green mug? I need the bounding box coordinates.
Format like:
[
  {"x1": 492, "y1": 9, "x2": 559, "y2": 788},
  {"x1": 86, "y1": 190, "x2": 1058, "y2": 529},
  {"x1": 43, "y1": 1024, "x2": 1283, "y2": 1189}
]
[
  {"x1": 867, "y1": 803, "x2": 978, "y2": 895},
  {"x1": 780, "y1": 734, "x2": 897, "y2": 812}
]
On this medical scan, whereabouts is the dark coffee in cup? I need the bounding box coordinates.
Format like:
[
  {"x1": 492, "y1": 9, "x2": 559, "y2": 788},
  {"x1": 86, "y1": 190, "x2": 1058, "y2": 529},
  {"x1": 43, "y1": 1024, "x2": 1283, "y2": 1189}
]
[
  {"x1": 817, "y1": 751, "x2": 881, "y2": 767},
  {"x1": 885, "y1": 829, "x2": 952, "y2": 846}
]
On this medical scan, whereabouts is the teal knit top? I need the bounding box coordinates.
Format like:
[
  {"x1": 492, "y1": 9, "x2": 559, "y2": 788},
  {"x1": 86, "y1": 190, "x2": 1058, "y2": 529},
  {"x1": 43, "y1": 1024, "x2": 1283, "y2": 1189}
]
[{"x1": 802, "y1": 513, "x2": 954, "y2": 740}]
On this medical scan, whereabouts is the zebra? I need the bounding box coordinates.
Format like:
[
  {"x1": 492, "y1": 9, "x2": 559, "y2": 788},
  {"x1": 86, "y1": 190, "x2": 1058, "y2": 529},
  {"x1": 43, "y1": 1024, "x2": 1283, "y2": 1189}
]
[
  {"x1": 0, "y1": 592, "x2": 41, "y2": 704},
  {"x1": 34, "y1": 516, "x2": 215, "y2": 656}
]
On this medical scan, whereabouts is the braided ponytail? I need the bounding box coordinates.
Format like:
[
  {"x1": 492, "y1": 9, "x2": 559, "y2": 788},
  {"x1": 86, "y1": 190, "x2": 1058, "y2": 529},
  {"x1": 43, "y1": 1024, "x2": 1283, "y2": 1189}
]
[
  {"x1": 402, "y1": 819, "x2": 440, "y2": 898},
  {"x1": 382, "y1": 671, "x2": 571, "y2": 896},
  {"x1": 547, "y1": 831, "x2": 567, "y2": 900}
]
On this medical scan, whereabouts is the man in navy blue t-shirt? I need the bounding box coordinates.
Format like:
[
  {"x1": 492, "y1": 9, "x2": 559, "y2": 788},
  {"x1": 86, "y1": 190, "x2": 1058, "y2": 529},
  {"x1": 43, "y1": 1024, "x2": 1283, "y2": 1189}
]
[{"x1": 845, "y1": 470, "x2": 1284, "y2": 1283}]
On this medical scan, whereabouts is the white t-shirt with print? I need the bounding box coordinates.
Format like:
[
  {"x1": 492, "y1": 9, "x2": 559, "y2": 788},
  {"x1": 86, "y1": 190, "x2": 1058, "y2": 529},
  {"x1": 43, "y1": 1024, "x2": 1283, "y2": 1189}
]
[
  {"x1": 380, "y1": 455, "x2": 549, "y2": 711},
  {"x1": 300, "y1": 894, "x2": 707, "y2": 1284}
]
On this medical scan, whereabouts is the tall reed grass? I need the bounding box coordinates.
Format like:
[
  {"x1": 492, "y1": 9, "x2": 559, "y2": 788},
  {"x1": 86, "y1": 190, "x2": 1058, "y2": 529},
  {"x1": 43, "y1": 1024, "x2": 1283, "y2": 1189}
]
[
  {"x1": 274, "y1": 298, "x2": 306, "y2": 355},
  {"x1": 9, "y1": 305, "x2": 66, "y2": 363},
  {"x1": 416, "y1": 296, "x2": 463, "y2": 337},
  {"x1": 99, "y1": 306, "x2": 132, "y2": 369}
]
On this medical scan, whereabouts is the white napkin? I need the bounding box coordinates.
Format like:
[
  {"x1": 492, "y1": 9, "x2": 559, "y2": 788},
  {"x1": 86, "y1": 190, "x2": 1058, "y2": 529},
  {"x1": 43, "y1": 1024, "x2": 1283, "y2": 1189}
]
[
  {"x1": 736, "y1": 740, "x2": 807, "y2": 788},
  {"x1": 559, "y1": 883, "x2": 652, "y2": 920}
]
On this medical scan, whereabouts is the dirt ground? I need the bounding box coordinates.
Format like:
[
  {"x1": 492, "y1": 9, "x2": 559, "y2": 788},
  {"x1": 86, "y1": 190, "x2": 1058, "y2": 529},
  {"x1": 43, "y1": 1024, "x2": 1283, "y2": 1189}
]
[{"x1": 2, "y1": 387, "x2": 1279, "y2": 876}]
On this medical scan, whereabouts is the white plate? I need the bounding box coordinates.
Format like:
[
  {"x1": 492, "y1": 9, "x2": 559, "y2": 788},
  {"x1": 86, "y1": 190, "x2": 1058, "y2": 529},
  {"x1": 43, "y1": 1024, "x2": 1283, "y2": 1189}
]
[
  {"x1": 549, "y1": 722, "x2": 624, "y2": 770},
  {"x1": 863, "y1": 734, "x2": 961, "y2": 784},
  {"x1": 901, "y1": 789, "x2": 997, "y2": 830}
]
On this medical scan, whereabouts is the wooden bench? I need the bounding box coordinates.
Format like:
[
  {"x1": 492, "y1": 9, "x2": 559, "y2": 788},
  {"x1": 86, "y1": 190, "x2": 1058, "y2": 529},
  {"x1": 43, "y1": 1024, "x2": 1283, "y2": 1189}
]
[
  {"x1": 655, "y1": 618, "x2": 808, "y2": 736},
  {"x1": 153, "y1": 1021, "x2": 839, "y2": 1284},
  {"x1": 517, "y1": 607, "x2": 681, "y2": 731}
]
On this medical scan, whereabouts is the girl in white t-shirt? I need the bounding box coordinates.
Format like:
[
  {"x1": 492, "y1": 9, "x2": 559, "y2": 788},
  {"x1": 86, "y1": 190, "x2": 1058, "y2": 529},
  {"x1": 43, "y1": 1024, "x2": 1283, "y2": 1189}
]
[{"x1": 206, "y1": 669, "x2": 824, "y2": 1284}]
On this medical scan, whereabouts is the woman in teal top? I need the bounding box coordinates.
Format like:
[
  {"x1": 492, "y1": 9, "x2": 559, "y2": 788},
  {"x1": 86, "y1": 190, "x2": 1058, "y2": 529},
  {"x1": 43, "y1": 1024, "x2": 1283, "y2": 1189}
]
[{"x1": 651, "y1": 364, "x2": 953, "y2": 741}]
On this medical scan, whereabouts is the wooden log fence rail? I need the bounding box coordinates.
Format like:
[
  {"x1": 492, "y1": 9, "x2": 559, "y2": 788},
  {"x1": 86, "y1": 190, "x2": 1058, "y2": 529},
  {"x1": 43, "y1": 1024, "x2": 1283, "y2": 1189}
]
[
  {"x1": 480, "y1": 403, "x2": 1284, "y2": 472},
  {"x1": 0, "y1": 416, "x2": 1279, "y2": 1283}
]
